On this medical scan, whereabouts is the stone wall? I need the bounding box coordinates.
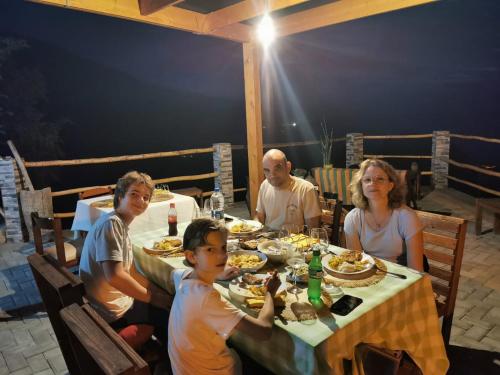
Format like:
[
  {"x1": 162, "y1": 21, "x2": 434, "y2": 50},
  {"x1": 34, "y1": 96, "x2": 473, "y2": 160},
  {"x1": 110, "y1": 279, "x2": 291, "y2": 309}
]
[
  {"x1": 213, "y1": 143, "x2": 234, "y2": 206},
  {"x1": 431, "y1": 131, "x2": 450, "y2": 189},
  {"x1": 0, "y1": 157, "x2": 24, "y2": 242},
  {"x1": 346, "y1": 133, "x2": 364, "y2": 168}
]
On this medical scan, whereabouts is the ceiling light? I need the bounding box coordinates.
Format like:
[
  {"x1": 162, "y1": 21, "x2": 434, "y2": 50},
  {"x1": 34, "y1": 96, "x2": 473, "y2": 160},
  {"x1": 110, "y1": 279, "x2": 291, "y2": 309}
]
[{"x1": 257, "y1": 13, "x2": 275, "y2": 49}]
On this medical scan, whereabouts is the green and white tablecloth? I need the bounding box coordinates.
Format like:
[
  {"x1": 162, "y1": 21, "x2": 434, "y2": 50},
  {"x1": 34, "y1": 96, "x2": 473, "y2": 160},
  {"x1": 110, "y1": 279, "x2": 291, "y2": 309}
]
[{"x1": 132, "y1": 226, "x2": 449, "y2": 375}]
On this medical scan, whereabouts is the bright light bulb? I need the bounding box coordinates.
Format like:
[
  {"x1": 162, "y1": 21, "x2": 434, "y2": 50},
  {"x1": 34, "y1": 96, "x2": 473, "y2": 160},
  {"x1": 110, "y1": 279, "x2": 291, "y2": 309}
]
[{"x1": 257, "y1": 13, "x2": 275, "y2": 48}]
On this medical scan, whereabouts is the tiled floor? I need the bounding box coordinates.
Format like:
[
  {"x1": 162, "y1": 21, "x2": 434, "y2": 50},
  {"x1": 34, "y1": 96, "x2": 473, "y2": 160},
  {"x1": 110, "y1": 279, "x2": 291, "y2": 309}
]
[{"x1": 0, "y1": 188, "x2": 499, "y2": 374}]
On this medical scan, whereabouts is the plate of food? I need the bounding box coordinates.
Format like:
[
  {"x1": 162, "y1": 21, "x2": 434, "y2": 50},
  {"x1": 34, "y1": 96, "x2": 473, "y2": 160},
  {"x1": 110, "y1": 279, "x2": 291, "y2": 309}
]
[
  {"x1": 226, "y1": 220, "x2": 263, "y2": 236},
  {"x1": 150, "y1": 188, "x2": 173, "y2": 203},
  {"x1": 228, "y1": 273, "x2": 287, "y2": 307},
  {"x1": 90, "y1": 199, "x2": 114, "y2": 208},
  {"x1": 322, "y1": 250, "x2": 376, "y2": 280},
  {"x1": 227, "y1": 250, "x2": 267, "y2": 272},
  {"x1": 257, "y1": 240, "x2": 287, "y2": 263},
  {"x1": 143, "y1": 236, "x2": 183, "y2": 256},
  {"x1": 280, "y1": 233, "x2": 318, "y2": 251}
]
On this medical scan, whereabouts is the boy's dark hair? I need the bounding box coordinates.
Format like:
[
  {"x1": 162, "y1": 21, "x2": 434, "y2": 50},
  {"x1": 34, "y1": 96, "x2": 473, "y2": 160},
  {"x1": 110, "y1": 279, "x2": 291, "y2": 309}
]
[
  {"x1": 183, "y1": 218, "x2": 228, "y2": 266},
  {"x1": 113, "y1": 171, "x2": 154, "y2": 209}
]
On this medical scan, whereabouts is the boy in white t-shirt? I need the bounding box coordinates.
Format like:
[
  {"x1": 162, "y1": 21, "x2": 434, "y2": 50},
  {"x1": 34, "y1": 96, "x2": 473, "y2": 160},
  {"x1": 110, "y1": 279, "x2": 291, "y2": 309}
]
[{"x1": 168, "y1": 219, "x2": 280, "y2": 375}]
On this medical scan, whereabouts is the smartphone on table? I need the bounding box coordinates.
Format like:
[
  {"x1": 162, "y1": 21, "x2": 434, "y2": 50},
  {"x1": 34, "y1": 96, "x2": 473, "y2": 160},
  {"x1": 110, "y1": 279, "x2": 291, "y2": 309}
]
[{"x1": 330, "y1": 295, "x2": 363, "y2": 316}]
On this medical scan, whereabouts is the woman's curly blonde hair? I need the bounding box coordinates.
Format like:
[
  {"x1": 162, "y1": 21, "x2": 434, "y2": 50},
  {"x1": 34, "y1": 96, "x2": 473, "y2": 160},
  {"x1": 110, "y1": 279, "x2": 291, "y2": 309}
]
[{"x1": 350, "y1": 159, "x2": 406, "y2": 209}]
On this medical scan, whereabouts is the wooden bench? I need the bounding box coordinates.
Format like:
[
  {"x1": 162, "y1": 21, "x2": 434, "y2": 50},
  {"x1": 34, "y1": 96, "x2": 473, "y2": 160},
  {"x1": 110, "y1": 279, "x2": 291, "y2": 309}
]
[
  {"x1": 61, "y1": 303, "x2": 150, "y2": 375},
  {"x1": 28, "y1": 253, "x2": 86, "y2": 375},
  {"x1": 171, "y1": 187, "x2": 203, "y2": 206},
  {"x1": 475, "y1": 198, "x2": 500, "y2": 235}
]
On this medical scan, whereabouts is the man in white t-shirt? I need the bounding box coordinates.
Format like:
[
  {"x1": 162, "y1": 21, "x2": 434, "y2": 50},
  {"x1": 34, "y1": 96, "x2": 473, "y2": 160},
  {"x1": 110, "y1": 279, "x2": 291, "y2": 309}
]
[{"x1": 255, "y1": 149, "x2": 321, "y2": 230}]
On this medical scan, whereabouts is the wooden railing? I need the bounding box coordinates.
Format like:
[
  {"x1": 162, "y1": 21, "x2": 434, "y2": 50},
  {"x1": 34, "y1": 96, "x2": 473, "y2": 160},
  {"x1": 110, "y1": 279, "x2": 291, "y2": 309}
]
[{"x1": 363, "y1": 133, "x2": 433, "y2": 176}]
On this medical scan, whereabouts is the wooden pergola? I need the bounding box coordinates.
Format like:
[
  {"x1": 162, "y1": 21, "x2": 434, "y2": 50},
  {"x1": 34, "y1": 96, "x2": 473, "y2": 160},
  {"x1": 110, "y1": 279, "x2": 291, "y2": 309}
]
[{"x1": 30, "y1": 0, "x2": 436, "y2": 214}]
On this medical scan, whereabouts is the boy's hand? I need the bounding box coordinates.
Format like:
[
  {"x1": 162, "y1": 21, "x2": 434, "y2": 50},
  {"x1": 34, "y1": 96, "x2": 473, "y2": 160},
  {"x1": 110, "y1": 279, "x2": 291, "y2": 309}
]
[
  {"x1": 265, "y1": 270, "x2": 280, "y2": 297},
  {"x1": 217, "y1": 266, "x2": 240, "y2": 280}
]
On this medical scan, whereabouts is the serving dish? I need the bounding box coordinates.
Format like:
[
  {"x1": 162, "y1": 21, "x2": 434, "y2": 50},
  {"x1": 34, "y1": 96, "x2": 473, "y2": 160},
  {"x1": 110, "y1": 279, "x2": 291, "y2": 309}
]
[
  {"x1": 257, "y1": 240, "x2": 287, "y2": 263},
  {"x1": 228, "y1": 273, "x2": 286, "y2": 306},
  {"x1": 226, "y1": 250, "x2": 267, "y2": 272}
]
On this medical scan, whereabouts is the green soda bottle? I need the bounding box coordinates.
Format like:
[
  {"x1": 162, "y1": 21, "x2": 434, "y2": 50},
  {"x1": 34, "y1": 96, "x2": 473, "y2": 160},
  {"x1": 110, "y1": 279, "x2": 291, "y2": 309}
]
[{"x1": 307, "y1": 246, "x2": 323, "y2": 304}]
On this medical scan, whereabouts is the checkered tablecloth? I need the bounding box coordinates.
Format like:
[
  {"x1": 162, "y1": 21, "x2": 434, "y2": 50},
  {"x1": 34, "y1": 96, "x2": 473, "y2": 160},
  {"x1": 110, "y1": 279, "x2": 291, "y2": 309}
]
[{"x1": 132, "y1": 227, "x2": 449, "y2": 375}]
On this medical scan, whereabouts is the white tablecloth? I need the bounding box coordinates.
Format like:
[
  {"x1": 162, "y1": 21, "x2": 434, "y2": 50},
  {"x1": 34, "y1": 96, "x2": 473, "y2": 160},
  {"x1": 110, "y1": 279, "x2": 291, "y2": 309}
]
[{"x1": 71, "y1": 193, "x2": 199, "y2": 235}]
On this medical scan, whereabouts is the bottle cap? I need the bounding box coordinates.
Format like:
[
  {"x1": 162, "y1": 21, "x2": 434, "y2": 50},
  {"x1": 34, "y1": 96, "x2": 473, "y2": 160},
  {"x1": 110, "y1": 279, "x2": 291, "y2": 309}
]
[{"x1": 170, "y1": 203, "x2": 175, "y2": 208}]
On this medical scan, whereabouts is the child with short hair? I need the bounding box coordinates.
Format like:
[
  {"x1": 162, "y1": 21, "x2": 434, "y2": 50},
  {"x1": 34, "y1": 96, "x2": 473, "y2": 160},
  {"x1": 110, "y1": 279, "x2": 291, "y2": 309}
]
[
  {"x1": 168, "y1": 218, "x2": 280, "y2": 375},
  {"x1": 79, "y1": 171, "x2": 172, "y2": 348}
]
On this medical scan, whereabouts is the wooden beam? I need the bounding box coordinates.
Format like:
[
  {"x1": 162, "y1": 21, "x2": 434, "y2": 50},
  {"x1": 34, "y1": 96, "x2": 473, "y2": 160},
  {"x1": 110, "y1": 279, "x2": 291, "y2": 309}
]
[
  {"x1": 29, "y1": 0, "x2": 250, "y2": 42},
  {"x1": 243, "y1": 42, "x2": 264, "y2": 217},
  {"x1": 275, "y1": 0, "x2": 437, "y2": 38},
  {"x1": 202, "y1": 0, "x2": 307, "y2": 33},
  {"x1": 138, "y1": 0, "x2": 180, "y2": 16}
]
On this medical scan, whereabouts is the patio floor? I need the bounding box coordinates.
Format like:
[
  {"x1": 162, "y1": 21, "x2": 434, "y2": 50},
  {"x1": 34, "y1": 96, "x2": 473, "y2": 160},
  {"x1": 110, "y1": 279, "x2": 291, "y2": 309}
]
[{"x1": 0, "y1": 187, "x2": 499, "y2": 374}]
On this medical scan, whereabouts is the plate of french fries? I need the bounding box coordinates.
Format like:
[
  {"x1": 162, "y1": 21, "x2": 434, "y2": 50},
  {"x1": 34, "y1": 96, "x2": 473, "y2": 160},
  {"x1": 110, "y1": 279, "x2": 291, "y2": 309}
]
[
  {"x1": 143, "y1": 236, "x2": 183, "y2": 256},
  {"x1": 227, "y1": 250, "x2": 267, "y2": 272},
  {"x1": 226, "y1": 220, "x2": 263, "y2": 235}
]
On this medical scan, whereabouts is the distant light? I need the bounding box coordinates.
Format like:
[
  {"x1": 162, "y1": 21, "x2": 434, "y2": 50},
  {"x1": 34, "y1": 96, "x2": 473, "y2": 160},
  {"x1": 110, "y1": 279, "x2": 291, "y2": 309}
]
[
  {"x1": 257, "y1": 13, "x2": 275, "y2": 49},
  {"x1": 292, "y1": 122, "x2": 297, "y2": 127}
]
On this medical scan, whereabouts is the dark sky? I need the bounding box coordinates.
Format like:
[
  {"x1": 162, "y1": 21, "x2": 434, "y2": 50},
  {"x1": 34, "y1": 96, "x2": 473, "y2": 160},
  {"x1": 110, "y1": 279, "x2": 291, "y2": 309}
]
[{"x1": 0, "y1": 0, "x2": 499, "y2": 195}]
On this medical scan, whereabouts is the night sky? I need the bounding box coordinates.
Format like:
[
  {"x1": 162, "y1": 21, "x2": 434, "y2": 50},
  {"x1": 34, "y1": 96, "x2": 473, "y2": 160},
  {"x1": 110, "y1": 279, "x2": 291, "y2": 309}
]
[{"x1": 0, "y1": 0, "x2": 499, "y2": 198}]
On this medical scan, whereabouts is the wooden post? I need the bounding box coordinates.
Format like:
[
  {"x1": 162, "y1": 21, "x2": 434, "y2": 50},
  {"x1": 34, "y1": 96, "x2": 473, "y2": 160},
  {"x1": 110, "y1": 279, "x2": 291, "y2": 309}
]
[{"x1": 243, "y1": 41, "x2": 263, "y2": 216}]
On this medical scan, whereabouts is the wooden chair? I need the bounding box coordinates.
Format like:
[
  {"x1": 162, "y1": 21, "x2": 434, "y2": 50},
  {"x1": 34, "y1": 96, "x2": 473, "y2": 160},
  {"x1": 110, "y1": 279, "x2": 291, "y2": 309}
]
[
  {"x1": 78, "y1": 186, "x2": 113, "y2": 200},
  {"x1": 31, "y1": 212, "x2": 82, "y2": 268},
  {"x1": 28, "y1": 253, "x2": 86, "y2": 375},
  {"x1": 320, "y1": 194, "x2": 344, "y2": 246},
  {"x1": 360, "y1": 211, "x2": 467, "y2": 374},
  {"x1": 416, "y1": 210, "x2": 467, "y2": 345},
  {"x1": 61, "y1": 303, "x2": 150, "y2": 375}
]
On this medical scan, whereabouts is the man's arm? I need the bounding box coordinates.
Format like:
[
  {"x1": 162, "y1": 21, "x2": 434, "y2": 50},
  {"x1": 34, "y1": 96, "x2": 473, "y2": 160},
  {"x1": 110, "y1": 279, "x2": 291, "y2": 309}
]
[
  {"x1": 305, "y1": 215, "x2": 321, "y2": 229},
  {"x1": 103, "y1": 261, "x2": 172, "y2": 310}
]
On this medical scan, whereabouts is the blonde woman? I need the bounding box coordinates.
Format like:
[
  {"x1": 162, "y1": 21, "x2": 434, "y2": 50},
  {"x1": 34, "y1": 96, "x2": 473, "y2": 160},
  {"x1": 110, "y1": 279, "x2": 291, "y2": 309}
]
[{"x1": 344, "y1": 159, "x2": 424, "y2": 272}]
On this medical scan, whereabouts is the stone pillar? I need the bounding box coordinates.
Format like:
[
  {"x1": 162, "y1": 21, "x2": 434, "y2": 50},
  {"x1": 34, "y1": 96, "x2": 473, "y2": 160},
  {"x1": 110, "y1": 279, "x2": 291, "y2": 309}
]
[
  {"x1": 431, "y1": 131, "x2": 450, "y2": 189},
  {"x1": 0, "y1": 157, "x2": 24, "y2": 242},
  {"x1": 346, "y1": 133, "x2": 364, "y2": 167},
  {"x1": 213, "y1": 143, "x2": 234, "y2": 206}
]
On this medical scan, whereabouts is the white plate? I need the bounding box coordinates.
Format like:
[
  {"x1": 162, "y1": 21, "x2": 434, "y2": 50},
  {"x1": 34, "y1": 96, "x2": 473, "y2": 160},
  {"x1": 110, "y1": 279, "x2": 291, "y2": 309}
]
[
  {"x1": 227, "y1": 250, "x2": 267, "y2": 272},
  {"x1": 322, "y1": 251, "x2": 375, "y2": 275},
  {"x1": 226, "y1": 220, "x2": 263, "y2": 235},
  {"x1": 228, "y1": 274, "x2": 286, "y2": 303},
  {"x1": 257, "y1": 240, "x2": 287, "y2": 263},
  {"x1": 143, "y1": 236, "x2": 183, "y2": 256}
]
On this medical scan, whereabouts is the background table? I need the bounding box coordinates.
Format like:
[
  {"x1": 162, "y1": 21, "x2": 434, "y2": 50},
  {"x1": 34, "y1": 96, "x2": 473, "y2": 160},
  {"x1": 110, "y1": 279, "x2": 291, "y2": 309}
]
[
  {"x1": 71, "y1": 193, "x2": 199, "y2": 235},
  {"x1": 131, "y1": 227, "x2": 449, "y2": 375}
]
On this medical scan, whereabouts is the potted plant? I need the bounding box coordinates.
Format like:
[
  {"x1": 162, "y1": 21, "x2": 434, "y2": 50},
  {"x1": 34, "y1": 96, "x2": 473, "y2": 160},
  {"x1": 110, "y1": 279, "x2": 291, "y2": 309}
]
[{"x1": 320, "y1": 120, "x2": 334, "y2": 169}]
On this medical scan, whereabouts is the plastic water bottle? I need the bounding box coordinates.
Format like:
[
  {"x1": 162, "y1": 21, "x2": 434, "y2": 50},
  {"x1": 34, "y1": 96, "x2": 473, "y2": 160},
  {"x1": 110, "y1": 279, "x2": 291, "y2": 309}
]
[
  {"x1": 307, "y1": 245, "x2": 323, "y2": 304},
  {"x1": 210, "y1": 187, "x2": 225, "y2": 223},
  {"x1": 168, "y1": 203, "x2": 178, "y2": 236}
]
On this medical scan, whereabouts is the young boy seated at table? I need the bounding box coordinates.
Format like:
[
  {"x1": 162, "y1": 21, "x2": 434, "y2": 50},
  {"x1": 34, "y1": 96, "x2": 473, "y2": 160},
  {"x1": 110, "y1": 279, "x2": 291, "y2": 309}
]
[
  {"x1": 79, "y1": 171, "x2": 172, "y2": 350},
  {"x1": 168, "y1": 218, "x2": 280, "y2": 375}
]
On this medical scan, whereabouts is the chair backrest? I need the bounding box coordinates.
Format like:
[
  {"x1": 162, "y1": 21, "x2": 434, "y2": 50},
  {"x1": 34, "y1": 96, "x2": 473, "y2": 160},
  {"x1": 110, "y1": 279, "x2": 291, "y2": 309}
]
[
  {"x1": 31, "y1": 211, "x2": 77, "y2": 268},
  {"x1": 320, "y1": 196, "x2": 344, "y2": 246},
  {"x1": 415, "y1": 210, "x2": 467, "y2": 318},
  {"x1": 79, "y1": 186, "x2": 113, "y2": 200},
  {"x1": 61, "y1": 303, "x2": 150, "y2": 375},
  {"x1": 28, "y1": 253, "x2": 86, "y2": 375}
]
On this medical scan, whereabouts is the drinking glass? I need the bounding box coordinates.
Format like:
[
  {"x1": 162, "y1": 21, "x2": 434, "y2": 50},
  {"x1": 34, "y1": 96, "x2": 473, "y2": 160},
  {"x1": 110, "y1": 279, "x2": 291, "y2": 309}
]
[
  {"x1": 286, "y1": 254, "x2": 306, "y2": 295},
  {"x1": 201, "y1": 198, "x2": 211, "y2": 219},
  {"x1": 310, "y1": 227, "x2": 329, "y2": 254}
]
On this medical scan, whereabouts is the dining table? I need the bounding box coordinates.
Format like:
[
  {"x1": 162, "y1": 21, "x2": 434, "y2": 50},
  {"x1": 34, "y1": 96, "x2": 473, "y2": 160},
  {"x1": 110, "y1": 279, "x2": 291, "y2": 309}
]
[
  {"x1": 131, "y1": 222, "x2": 449, "y2": 375},
  {"x1": 71, "y1": 192, "x2": 199, "y2": 236}
]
